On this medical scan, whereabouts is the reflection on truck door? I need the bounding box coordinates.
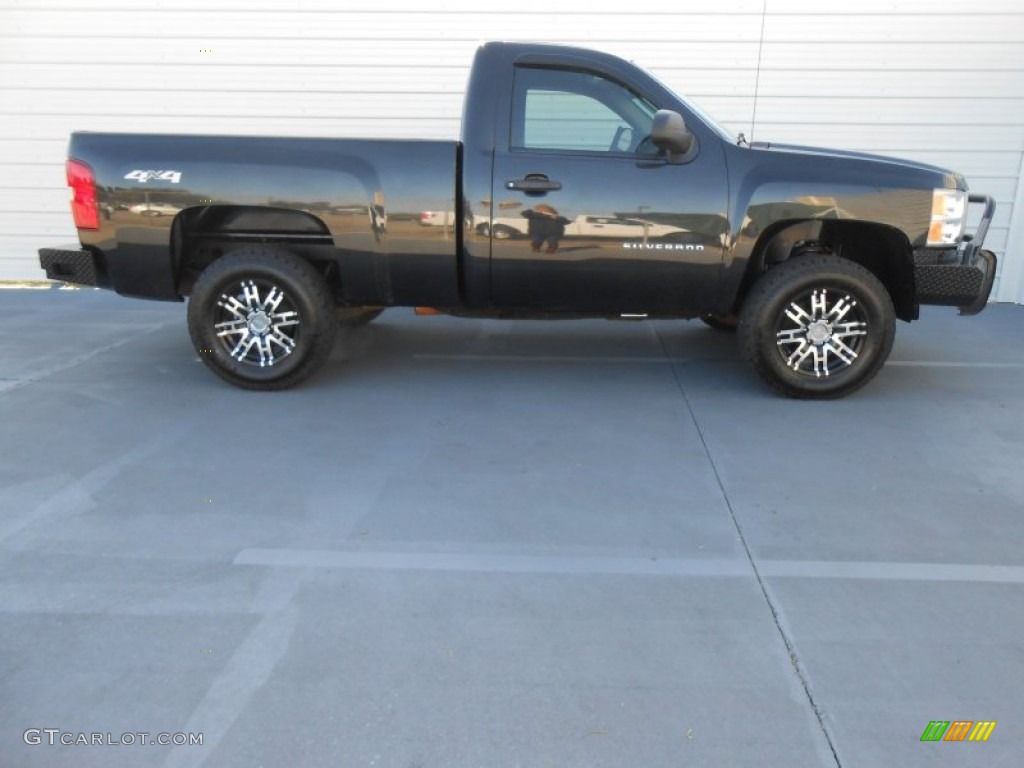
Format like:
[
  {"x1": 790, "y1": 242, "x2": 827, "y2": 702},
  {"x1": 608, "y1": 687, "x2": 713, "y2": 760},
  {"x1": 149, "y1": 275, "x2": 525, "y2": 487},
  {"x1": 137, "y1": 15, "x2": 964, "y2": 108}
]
[{"x1": 490, "y1": 64, "x2": 728, "y2": 313}]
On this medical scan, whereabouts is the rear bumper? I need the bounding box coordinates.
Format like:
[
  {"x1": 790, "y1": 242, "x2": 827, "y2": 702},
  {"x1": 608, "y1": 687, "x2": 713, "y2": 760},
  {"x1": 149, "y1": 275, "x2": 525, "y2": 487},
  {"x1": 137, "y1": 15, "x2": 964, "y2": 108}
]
[
  {"x1": 913, "y1": 193, "x2": 997, "y2": 316},
  {"x1": 38, "y1": 246, "x2": 109, "y2": 289}
]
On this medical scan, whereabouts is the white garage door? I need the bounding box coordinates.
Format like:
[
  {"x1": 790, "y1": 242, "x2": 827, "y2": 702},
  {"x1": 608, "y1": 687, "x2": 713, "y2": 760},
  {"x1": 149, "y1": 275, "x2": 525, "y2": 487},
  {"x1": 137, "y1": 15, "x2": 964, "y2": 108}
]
[{"x1": 2, "y1": 0, "x2": 1022, "y2": 301}]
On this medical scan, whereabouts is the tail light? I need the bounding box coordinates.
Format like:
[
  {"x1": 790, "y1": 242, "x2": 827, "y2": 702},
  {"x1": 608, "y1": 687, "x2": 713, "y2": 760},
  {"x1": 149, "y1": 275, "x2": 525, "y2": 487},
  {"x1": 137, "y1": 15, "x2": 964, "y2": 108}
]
[{"x1": 67, "y1": 159, "x2": 99, "y2": 230}]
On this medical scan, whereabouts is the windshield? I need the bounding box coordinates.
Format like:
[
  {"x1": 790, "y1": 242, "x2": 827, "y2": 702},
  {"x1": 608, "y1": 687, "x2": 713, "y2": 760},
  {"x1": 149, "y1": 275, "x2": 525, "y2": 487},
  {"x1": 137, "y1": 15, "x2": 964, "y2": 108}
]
[
  {"x1": 639, "y1": 64, "x2": 736, "y2": 142},
  {"x1": 684, "y1": 98, "x2": 735, "y2": 142}
]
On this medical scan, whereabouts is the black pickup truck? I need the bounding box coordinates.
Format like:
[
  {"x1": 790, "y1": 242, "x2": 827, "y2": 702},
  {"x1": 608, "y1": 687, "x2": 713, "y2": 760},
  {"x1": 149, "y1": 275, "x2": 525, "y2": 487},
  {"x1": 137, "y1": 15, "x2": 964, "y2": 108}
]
[{"x1": 39, "y1": 42, "x2": 997, "y2": 398}]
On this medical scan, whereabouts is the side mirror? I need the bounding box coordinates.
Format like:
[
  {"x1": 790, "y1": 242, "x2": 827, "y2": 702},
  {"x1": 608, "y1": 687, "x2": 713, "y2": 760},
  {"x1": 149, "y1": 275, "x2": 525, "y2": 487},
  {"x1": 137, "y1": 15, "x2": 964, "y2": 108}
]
[{"x1": 651, "y1": 110, "x2": 694, "y2": 157}]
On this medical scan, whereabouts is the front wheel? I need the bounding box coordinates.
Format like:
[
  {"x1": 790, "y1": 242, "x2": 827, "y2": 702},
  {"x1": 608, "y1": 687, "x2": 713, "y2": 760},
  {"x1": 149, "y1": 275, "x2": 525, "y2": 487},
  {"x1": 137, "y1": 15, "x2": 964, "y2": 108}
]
[
  {"x1": 738, "y1": 255, "x2": 895, "y2": 399},
  {"x1": 187, "y1": 246, "x2": 337, "y2": 390}
]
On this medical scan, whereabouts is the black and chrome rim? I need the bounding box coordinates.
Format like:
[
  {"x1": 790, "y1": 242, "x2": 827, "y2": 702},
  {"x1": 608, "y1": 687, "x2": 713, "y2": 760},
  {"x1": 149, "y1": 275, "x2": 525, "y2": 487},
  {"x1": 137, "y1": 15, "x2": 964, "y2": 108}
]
[
  {"x1": 214, "y1": 279, "x2": 301, "y2": 367},
  {"x1": 775, "y1": 288, "x2": 868, "y2": 378}
]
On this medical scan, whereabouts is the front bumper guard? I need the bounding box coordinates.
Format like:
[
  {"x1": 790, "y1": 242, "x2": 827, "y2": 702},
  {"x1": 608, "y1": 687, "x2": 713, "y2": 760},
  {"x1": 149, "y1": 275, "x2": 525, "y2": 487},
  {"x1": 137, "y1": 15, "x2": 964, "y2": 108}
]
[{"x1": 914, "y1": 194, "x2": 997, "y2": 316}]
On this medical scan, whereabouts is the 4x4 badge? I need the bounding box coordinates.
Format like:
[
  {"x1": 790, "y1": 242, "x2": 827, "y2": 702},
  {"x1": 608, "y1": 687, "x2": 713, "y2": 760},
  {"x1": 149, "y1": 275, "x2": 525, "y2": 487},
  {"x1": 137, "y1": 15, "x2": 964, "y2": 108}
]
[{"x1": 124, "y1": 170, "x2": 182, "y2": 184}]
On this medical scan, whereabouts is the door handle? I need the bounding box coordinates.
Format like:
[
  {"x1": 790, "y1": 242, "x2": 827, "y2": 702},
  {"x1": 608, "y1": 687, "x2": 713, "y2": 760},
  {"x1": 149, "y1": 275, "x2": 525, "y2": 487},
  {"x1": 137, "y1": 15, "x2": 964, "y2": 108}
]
[{"x1": 505, "y1": 177, "x2": 562, "y2": 192}]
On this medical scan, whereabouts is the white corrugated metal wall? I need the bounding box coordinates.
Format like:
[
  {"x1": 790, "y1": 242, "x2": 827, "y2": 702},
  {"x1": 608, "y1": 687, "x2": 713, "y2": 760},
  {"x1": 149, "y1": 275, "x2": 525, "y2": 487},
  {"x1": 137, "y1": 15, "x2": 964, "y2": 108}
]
[{"x1": 1, "y1": 0, "x2": 1022, "y2": 301}]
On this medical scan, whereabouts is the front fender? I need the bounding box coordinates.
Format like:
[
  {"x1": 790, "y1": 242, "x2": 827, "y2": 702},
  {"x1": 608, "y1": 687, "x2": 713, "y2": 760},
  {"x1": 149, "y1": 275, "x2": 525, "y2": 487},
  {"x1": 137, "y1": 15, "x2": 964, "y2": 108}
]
[{"x1": 717, "y1": 143, "x2": 949, "y2": 314}]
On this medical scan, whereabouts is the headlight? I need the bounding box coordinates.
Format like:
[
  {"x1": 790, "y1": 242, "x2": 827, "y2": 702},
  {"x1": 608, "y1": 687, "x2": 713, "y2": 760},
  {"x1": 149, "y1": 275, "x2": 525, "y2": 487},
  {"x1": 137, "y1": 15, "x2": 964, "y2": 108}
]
[{"x1": 927, "y1": 188, "x2": 966, "y2": 246}]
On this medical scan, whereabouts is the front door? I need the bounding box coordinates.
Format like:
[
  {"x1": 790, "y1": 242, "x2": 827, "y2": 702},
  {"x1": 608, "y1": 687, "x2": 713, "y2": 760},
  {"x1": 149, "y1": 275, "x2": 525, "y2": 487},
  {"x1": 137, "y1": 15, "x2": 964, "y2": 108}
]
[{"x1": 490, "y1": 65, "x2": 728, "y2": 314}]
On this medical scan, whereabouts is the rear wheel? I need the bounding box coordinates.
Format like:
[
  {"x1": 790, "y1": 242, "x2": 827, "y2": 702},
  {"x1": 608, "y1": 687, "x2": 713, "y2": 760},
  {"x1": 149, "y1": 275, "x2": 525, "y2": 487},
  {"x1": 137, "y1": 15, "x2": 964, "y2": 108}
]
[
  {"x1": 738, "y1": 255, "x2": 895, "y2": 399},
  {"x1": 187, "y1": 246, "x2": 337, "y2": 390}
]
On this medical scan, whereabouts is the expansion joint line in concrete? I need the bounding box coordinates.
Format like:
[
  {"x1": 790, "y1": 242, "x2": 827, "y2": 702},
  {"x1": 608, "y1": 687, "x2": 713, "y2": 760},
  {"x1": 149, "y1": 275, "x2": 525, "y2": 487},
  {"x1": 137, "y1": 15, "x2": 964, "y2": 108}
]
[{"x1": 650, "y1": 323, "x2": 843, "y2": 768}]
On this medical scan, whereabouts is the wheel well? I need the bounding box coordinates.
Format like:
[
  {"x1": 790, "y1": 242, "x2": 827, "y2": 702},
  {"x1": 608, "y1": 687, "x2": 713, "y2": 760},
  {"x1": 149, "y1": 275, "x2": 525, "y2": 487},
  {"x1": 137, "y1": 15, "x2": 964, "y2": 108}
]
[
  {"x1": 741, "y1": 219, "x2": 917, "y2": 322},
  {"x1": 172, "y1": 205, "x2": 342, "y2": 298}
]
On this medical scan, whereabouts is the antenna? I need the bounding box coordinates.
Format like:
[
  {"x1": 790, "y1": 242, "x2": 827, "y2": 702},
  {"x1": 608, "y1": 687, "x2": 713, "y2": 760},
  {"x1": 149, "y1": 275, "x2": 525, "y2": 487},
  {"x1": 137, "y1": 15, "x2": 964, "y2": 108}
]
[{"x1": 750, "y1": 0, "x2": 768, "y2": 143}]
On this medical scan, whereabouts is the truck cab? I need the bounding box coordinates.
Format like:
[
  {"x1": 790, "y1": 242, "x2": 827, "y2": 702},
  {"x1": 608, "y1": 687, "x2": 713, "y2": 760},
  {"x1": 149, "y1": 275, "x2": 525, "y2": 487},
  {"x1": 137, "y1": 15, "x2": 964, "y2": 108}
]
[{"x1": 460, "y1": 43, "x2": 729, "y2": 315}]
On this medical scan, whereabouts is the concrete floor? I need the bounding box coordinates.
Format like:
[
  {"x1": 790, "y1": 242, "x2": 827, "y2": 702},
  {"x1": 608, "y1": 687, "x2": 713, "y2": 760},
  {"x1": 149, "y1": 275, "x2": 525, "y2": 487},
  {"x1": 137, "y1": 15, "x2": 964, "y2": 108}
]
[{"x1": 1, "y1": 288, "x2": 1022, "y2": 767}]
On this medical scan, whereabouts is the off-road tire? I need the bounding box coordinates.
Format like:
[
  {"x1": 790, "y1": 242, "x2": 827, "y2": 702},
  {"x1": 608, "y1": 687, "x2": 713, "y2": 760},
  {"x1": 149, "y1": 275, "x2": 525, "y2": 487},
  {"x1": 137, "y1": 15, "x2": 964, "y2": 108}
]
[
  {"x1": 738, "y1": 255, "x2": 895, "y2": 399},
  {"x1": 188, "y1": 246, "x2": 337, "y2": 390}
]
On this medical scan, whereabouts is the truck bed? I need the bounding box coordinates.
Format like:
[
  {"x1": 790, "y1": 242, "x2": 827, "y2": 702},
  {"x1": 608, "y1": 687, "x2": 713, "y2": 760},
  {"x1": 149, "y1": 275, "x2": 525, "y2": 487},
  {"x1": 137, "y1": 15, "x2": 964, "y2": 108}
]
[{"x1": 67, "y1": 132, "x2": 461, "y2": 305}]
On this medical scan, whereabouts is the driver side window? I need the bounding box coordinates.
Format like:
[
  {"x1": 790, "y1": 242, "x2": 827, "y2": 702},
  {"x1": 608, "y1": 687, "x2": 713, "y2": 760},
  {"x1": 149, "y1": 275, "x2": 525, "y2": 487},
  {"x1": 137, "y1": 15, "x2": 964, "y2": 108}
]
[{"x1": 511, "y1": 67, "x2": 657, "y2": 154}]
